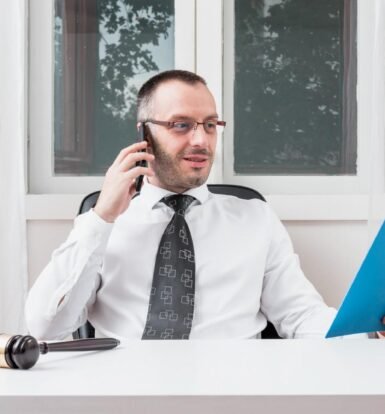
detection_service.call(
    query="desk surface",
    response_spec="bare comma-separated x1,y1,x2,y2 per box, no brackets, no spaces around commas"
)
1,340,385,414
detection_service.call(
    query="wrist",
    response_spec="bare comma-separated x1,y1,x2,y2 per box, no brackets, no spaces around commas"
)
93,206,116,223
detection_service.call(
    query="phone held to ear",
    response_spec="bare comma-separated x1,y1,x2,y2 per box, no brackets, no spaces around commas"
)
135,123,147,193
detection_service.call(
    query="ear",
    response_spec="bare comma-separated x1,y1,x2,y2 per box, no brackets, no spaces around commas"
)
143,124,153,148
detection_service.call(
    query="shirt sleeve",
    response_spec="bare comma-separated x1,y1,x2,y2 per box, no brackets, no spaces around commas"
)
25,210,113,340
260,206,339,339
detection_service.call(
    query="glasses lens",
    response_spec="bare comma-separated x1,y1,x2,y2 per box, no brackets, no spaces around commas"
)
203,120,219,134
168,120,224,135
171,121,194,134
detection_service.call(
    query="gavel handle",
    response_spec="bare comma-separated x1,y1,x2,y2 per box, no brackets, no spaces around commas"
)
39,338,120,354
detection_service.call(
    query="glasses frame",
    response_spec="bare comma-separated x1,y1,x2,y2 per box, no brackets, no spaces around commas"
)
144,119,226,135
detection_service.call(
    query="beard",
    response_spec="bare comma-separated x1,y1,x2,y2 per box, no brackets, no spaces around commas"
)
149,135,214,192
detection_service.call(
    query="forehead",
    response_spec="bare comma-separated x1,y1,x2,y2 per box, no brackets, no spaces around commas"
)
151,80,217,118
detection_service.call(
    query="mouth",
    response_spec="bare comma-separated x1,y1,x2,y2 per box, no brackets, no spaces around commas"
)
182,155,210,168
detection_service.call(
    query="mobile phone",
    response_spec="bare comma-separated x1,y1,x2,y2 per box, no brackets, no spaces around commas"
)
135,123,147,193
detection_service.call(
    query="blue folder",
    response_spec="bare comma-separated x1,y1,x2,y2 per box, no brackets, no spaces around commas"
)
326,220,385,338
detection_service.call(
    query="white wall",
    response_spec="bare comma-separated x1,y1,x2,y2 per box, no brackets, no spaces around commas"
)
285,220,368,307
27,219,369,309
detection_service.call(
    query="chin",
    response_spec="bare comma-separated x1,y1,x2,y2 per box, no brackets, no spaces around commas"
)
185,175,208,189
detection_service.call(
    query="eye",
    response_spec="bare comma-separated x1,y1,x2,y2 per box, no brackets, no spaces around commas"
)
205,120,217,131
172,121,192,133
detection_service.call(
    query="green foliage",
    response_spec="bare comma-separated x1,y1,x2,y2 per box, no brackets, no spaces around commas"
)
95,0,174,172
98,0,173,119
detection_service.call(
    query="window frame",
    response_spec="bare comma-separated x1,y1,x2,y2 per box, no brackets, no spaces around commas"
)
221,0,368,195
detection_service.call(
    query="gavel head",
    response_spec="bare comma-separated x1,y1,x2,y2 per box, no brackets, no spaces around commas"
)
0,334,40,369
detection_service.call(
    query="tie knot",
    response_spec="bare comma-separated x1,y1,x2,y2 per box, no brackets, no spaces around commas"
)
162,194,195,216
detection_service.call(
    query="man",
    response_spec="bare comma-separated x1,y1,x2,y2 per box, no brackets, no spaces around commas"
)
25,70,355,340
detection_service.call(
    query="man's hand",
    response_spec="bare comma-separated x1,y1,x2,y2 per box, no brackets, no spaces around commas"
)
94,141,154,223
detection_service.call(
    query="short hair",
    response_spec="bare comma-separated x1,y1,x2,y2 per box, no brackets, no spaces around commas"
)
137,70,207,121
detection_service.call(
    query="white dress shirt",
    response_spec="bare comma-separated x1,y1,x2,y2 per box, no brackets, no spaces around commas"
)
26,182,337,340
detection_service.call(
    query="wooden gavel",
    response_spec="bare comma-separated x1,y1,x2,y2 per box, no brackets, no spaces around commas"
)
0,333,120,370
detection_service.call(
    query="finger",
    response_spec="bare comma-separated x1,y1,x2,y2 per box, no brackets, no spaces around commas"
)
124,165,155,180
128,180,137,198
119,152,155,172
113,141,149,166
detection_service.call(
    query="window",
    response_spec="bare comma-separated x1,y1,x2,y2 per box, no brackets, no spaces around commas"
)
233,0,357,176
29,0,374,200
54,0,174,176
222,0,366,195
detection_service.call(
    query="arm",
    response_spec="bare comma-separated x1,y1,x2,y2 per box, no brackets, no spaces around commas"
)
25,142,154,340
25,210,113,340
260,206,338,339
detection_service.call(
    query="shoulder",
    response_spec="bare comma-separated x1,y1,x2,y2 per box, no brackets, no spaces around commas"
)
206,191,272,218
206,192,286,232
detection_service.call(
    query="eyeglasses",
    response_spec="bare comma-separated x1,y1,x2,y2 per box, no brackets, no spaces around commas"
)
144,119,226,135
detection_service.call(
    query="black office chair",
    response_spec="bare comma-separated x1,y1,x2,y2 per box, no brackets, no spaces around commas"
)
73,184,281,339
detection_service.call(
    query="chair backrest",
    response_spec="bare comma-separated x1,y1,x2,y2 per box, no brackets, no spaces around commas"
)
208,184,265,201
78,190,101,215
73,184,280,339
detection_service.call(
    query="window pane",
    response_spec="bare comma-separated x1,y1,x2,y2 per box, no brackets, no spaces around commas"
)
234,0,357,175
54,0,174,175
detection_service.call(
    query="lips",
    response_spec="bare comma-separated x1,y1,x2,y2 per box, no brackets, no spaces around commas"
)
184,155,208,162
183,155,209,168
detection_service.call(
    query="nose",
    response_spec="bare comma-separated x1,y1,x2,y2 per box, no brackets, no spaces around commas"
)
189,124,210,147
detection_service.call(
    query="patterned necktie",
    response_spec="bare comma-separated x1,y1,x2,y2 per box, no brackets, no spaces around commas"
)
142,194,196,340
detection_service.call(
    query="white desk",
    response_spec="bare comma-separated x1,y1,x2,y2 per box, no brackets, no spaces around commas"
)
1,339,385,414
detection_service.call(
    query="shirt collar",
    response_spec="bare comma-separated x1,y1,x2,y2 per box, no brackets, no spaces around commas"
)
137,179,210,211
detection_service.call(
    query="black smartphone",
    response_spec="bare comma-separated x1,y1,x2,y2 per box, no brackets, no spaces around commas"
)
135,123,147,193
